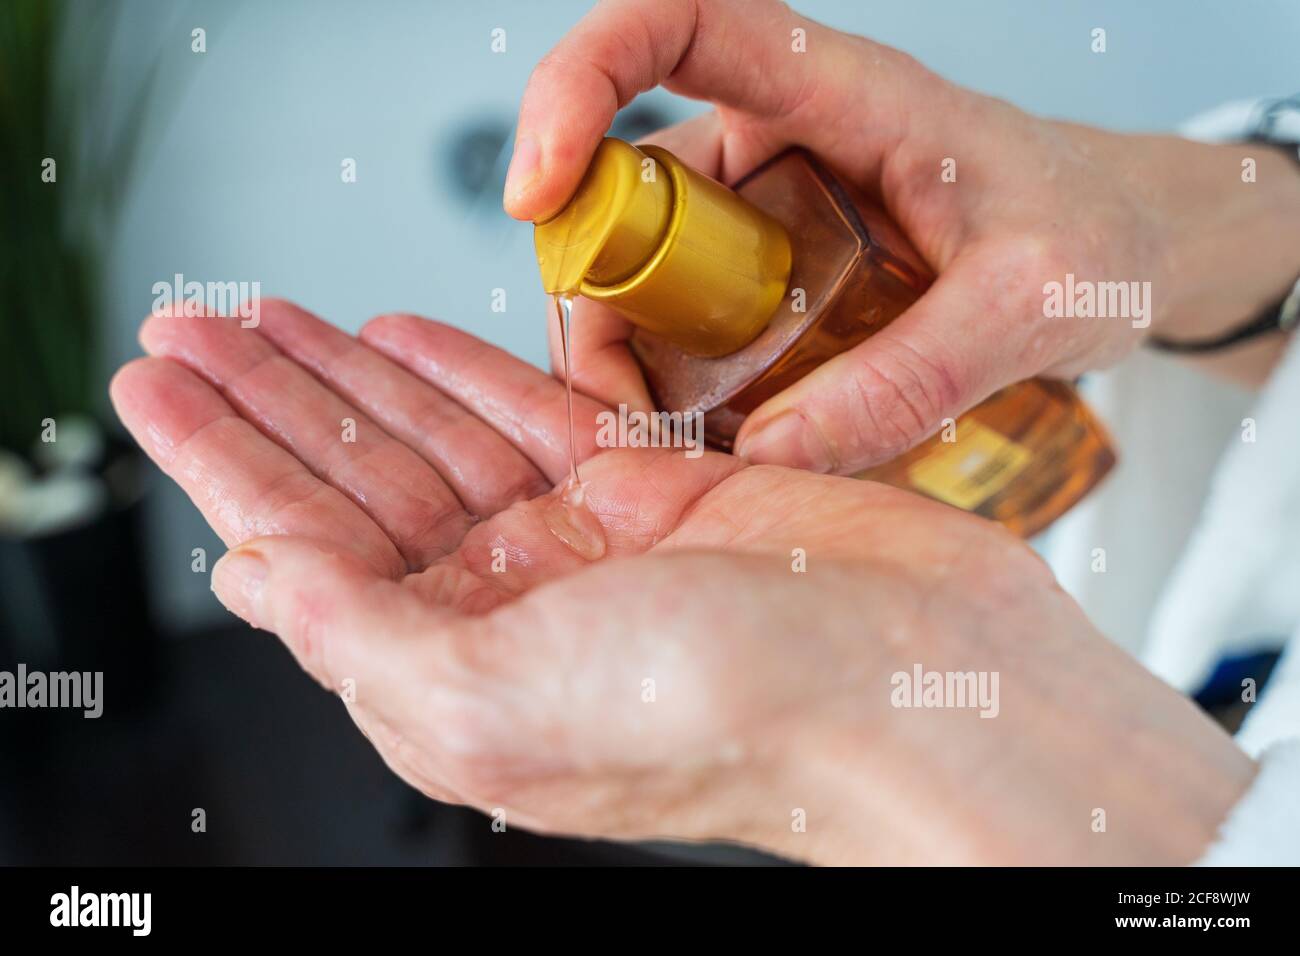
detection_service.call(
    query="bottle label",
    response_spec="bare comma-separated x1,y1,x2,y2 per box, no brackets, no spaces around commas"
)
906,422,1032,511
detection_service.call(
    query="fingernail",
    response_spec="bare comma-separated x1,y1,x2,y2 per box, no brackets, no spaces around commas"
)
212,547,269,628
736,410,835,474
504,134,542,206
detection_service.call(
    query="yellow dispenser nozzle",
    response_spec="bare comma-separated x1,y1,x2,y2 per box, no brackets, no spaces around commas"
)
533,137,792,357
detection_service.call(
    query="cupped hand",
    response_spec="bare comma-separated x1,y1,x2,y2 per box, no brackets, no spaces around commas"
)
110,300,1252,864
508,0,1300,473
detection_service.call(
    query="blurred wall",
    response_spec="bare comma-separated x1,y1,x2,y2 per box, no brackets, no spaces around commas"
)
87,0,1300,630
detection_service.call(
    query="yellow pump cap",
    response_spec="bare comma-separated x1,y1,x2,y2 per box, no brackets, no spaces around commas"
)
534,138,792,357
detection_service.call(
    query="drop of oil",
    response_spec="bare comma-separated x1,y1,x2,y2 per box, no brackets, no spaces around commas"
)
546,292,606,561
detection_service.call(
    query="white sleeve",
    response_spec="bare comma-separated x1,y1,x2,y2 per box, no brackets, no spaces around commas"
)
1177,95,1300,142
1197,738,1300,866
1181,96,1300,866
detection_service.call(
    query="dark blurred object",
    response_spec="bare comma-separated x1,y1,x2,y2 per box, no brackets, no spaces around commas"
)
1195,649,1281,734
0,435,157,710
444,117,513,200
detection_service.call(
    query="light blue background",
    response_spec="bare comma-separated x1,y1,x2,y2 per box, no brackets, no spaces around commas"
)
86,0,1300,627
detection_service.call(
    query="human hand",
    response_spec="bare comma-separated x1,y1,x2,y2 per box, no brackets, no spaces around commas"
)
111,301,1253,863
507,0,1300,473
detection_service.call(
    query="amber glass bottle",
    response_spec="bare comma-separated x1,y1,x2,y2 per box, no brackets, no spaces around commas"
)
535,139,1115,537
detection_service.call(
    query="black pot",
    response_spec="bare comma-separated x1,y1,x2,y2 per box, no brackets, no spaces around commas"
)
0,437,158,715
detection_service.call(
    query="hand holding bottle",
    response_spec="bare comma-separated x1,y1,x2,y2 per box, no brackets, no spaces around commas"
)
506,0,1300,475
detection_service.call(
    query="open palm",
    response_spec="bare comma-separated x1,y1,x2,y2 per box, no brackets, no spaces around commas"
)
109,299,1240,864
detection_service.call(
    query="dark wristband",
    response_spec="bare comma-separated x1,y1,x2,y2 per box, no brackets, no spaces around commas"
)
1147,277,1300,354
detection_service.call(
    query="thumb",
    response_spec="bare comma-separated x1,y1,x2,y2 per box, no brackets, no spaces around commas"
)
734,260,1021,474
211,537,455,721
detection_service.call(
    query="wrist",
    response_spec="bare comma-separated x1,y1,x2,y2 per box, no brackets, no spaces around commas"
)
763,588,1261,866
1147,137,1300,343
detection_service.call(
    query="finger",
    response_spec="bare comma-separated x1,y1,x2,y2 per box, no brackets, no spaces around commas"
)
544,113,724,411
360,313,608,485
505,0,926,220
110,357,404,577
253,300,550,518
734,256,1020,473
140,307,474,569
210,537,461,725
211,535,522,804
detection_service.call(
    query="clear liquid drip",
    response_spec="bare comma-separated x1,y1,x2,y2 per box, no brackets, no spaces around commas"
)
545,293,606,560
556,293,581,489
